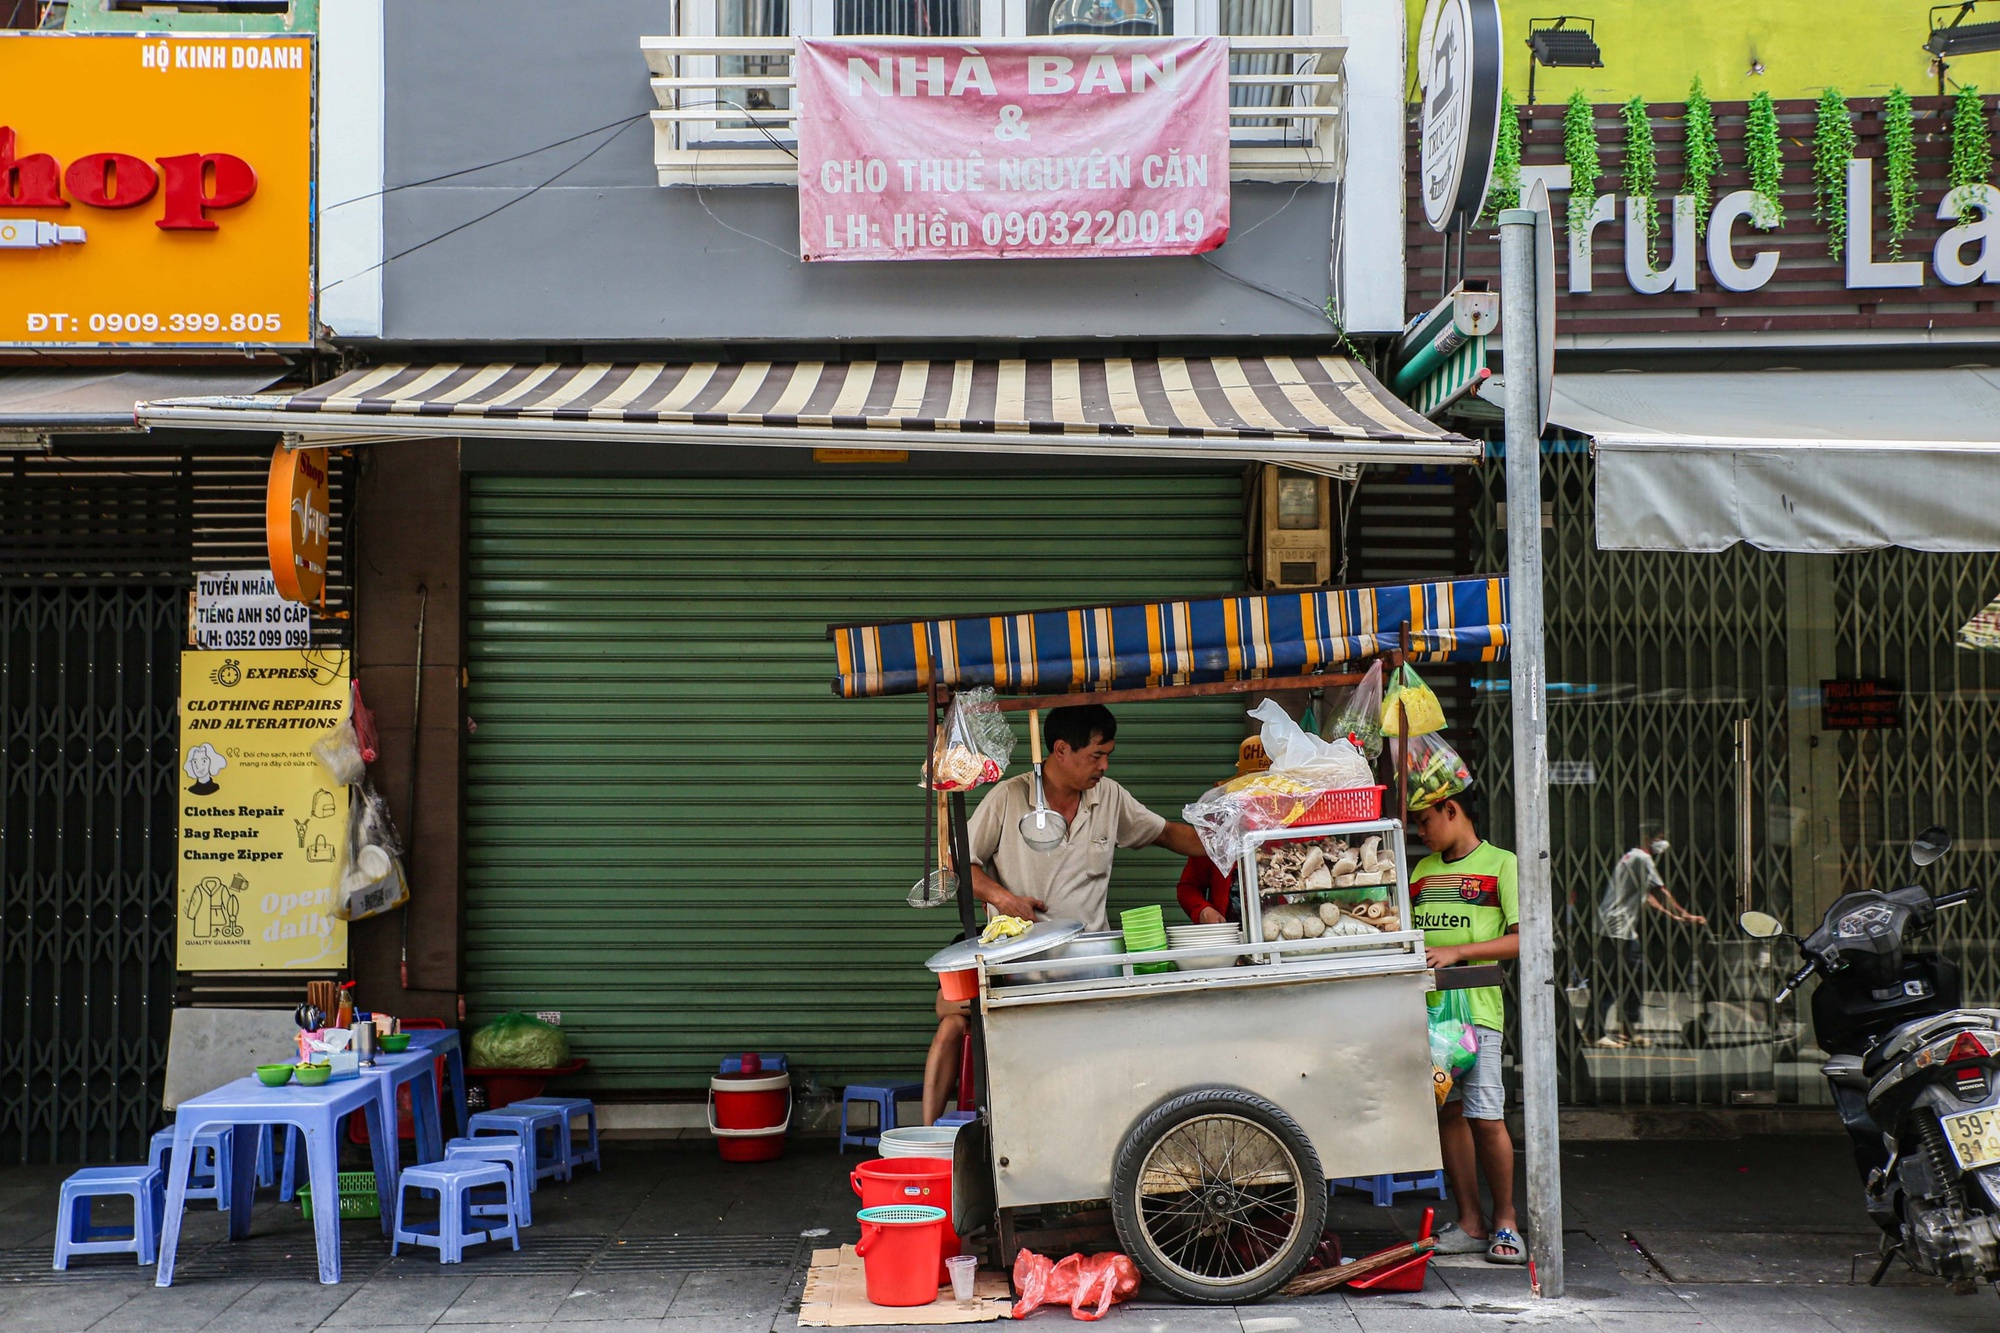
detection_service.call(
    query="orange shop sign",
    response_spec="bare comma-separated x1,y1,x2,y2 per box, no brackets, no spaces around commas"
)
266,444,330,605
0,34,311,347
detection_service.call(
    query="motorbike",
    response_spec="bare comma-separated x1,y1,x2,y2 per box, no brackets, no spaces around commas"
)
1739,825,2000,1292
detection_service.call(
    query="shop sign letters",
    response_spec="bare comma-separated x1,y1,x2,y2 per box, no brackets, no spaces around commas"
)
1570,165,2000,295
796,38,1230,261
193,569,311,651
178,649,349,971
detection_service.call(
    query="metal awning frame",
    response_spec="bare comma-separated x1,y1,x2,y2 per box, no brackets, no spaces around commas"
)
139,399,1482,473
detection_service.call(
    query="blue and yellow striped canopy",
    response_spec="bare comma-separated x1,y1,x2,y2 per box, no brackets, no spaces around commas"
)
830,576,1509,699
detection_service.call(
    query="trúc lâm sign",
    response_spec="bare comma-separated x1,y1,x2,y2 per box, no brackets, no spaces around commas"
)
796,38,1230,262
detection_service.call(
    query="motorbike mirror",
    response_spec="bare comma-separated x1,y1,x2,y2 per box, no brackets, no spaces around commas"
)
1738,910,1786,939
1911,825,1952,867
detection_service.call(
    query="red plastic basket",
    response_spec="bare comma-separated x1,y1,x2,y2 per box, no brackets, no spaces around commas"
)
1243,785,1385,833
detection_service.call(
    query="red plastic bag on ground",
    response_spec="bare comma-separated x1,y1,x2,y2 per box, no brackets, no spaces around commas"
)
1011,1250,1141,1321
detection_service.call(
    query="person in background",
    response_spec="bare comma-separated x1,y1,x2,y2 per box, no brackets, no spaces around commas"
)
1409,787,1525,1266
1592,822,1705,1049
1176,736,1271,924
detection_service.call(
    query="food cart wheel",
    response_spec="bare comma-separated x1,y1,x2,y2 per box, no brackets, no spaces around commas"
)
1109,1086,1325,1304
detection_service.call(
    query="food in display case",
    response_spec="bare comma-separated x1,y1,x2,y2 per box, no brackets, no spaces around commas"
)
1250,832,1405,941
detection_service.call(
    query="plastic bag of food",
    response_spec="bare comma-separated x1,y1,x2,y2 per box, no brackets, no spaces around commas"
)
312,720,366,786
1011,1249,1141,1321
1428,990,1482,1104
469,1010,572,1069
1380,663,1447,737
1392,731,1473,812
1183,702,1374,867
927,686,1016,790
1324,660,1386,758
334,779,410,922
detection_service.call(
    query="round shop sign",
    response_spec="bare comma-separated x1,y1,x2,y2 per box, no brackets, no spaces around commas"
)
266,443,330,604
1417,0,1504,233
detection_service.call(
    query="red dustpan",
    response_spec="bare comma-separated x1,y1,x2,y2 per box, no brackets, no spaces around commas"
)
1345,1207,1435,1294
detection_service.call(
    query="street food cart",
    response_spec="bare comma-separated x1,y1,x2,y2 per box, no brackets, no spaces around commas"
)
829,575,1509,1303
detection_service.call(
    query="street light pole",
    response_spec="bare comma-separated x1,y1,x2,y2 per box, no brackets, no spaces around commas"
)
1499,204,1563,1297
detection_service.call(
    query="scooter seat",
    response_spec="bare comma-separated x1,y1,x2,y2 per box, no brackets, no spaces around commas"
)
1822,1054,1869,1088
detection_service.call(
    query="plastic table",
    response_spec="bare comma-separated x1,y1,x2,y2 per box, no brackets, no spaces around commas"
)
359,1048,446,1164
155,1075,394,1287
407,1028,470,1139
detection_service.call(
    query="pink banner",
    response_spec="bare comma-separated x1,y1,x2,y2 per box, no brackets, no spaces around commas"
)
796,37,1230,263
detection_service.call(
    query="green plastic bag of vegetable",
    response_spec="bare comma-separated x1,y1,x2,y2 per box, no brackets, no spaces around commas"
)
469,1011,571,1069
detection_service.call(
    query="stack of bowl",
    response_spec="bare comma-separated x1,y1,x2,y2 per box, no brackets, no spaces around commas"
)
1120,905,1174,974
1164,922,1245,971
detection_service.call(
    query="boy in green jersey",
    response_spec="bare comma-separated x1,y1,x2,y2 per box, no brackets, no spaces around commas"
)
1410,789,1524,1265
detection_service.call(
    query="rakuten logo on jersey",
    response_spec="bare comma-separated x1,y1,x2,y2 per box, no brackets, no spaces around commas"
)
0,127,256,231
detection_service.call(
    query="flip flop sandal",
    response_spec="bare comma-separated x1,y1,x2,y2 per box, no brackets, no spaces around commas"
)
1486,1227,1527,1265
1431,1222,1488,1255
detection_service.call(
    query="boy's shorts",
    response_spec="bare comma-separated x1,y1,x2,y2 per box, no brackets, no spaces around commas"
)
1445,1024,1506,1120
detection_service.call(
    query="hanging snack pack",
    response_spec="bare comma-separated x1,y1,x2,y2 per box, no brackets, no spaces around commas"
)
1380,664,1447,737
335,779,410,922
1395,732,1474,812
1324,660,1386,758
927,686,1016,790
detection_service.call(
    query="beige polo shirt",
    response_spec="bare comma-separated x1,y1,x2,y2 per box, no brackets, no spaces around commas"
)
967,773,1168,931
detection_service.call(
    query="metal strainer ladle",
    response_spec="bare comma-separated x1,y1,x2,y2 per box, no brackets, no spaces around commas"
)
1019,709,1068,854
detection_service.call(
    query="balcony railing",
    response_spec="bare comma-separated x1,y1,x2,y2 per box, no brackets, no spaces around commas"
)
640,35,1346,187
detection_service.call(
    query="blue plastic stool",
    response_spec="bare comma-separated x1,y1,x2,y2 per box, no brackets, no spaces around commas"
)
1330,1171,1449,1207
838,1083,922,1153
445,1135,533,1227
149,1127,232,1210
507,1096,600,1174
54,1165,165,1269
391,1160,520,1263
468,1106,569,1182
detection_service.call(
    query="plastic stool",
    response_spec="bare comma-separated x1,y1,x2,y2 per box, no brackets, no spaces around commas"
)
54,1165,165,1269
445,1136,533,1227
838,1083,922,1153
468,1106,569,1182
149,1127,232,1210
391,1160,520,1263
1330,1171,1449,1207
507,1096,600,1174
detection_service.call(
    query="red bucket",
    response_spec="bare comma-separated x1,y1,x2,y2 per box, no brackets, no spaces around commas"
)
856,1205,946,1307
707,1070,791,1162
852,1156,957,1283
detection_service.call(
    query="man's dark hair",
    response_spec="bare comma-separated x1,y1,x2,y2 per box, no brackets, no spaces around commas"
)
1045,704,1117,753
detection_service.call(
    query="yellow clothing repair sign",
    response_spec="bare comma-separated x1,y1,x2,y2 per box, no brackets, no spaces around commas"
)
178,650,350,970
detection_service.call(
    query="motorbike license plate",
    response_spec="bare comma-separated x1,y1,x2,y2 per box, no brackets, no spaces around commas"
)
1941,1108,2000,1170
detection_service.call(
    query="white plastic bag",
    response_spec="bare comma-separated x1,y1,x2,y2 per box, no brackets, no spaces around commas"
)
1183,702,1375,868
312,719,365,786
1246,700,1374,788
335,779,409,922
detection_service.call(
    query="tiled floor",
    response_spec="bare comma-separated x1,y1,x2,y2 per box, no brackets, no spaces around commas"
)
1,1135,1994,1331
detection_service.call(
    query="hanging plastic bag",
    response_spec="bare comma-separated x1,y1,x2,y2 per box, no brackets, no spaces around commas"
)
1392,731,1473,812
1323,660,1386,758
1428,989,1481,1104
1183,701,1375,867
1011,1250,1141,1321
350,679,380,764
334,779,410,922
312,720,366,786
1381,663,1447,737
927,686,1016,790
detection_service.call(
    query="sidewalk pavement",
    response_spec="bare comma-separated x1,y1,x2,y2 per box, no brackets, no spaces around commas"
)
0,1134,1994,1332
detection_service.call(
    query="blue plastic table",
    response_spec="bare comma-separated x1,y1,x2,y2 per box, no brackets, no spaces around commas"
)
359,1048,445,1164
155,1075,394,1287
407,1028,470,1139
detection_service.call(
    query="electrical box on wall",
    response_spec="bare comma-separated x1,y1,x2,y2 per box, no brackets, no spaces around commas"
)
1252,465,1331,590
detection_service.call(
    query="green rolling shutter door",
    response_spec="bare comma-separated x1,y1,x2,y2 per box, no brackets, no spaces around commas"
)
466,472,1246,1092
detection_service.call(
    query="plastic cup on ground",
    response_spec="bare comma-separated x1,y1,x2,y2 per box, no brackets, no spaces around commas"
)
946,1254,979,1305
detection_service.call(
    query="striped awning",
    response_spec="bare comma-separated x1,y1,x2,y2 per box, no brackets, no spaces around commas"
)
829,576,1509,699
136,357,1477,469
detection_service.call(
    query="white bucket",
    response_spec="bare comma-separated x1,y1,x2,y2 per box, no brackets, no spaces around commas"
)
879,1125,960,1159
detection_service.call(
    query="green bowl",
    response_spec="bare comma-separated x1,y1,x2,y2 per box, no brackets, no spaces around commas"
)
378,1033,412,1053
255,1063,294,1087
293,1063,332,1087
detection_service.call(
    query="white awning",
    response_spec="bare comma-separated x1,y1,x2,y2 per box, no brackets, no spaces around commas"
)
1552,368,2000,553
0,369,285,432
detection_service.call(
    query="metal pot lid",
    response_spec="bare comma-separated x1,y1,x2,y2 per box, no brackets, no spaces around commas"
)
926,918,1084,972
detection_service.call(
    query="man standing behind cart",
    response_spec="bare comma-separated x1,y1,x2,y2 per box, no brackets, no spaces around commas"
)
920,704,1207,1123
1409,787,1525,1266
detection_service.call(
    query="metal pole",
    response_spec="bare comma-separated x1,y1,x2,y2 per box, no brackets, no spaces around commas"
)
1500,206,1563,1298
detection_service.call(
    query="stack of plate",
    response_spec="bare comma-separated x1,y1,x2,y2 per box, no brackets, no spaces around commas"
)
1120,905,1173,974
1165,922,1245,971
